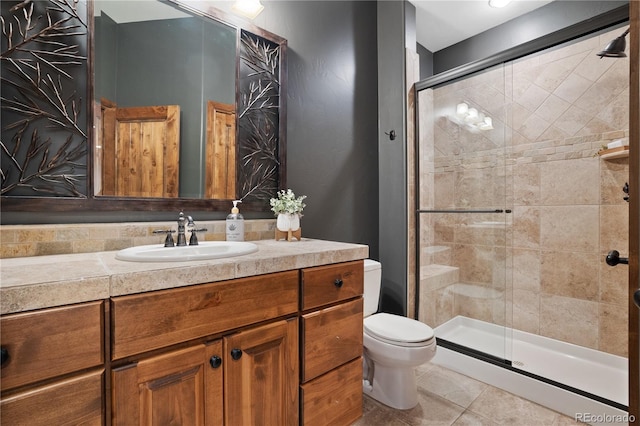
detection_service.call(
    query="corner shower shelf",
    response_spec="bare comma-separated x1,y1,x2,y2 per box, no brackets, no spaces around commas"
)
597,146,629,160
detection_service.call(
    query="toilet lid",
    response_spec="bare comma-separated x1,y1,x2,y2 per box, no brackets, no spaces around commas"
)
364,313,435,346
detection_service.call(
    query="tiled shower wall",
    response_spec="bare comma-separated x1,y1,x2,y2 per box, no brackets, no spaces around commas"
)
418,26,630,357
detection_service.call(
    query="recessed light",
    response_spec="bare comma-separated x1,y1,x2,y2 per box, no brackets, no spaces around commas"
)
232,0,264,19
489,0,512,8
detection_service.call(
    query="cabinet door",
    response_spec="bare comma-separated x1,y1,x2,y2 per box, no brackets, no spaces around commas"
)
224,318,298,426
111,342,223,426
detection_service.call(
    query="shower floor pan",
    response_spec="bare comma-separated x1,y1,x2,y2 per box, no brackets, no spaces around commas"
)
434,316,628,424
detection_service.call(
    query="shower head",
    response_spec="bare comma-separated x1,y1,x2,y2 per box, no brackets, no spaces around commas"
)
596,28,629,58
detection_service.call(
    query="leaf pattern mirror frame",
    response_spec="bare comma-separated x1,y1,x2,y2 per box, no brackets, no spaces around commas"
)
0,0,287,213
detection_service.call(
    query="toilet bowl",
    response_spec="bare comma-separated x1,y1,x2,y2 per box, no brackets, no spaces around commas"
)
362,260,437,409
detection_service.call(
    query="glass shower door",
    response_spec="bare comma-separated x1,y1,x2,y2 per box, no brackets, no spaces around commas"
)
416,62,512,363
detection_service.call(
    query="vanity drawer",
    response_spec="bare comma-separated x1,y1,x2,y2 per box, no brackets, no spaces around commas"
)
301,357,363,426
0,301,104,392
301,298,363,382
111,270,299,360
301,260,363,310
1,369,104,425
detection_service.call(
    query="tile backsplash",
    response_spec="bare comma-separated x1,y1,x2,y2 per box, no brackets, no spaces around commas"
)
0,219,276,259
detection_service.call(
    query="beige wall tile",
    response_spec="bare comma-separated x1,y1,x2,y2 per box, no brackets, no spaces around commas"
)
0,229,17,243
600,204,629,252
512,206,540,249
540,158,599,205
17,229,56,243
539,206,598,252
36,241,73,256
553,73,592,104
512,289,540,334
599,261,628,305
512,248,540,292
600,159,630,205
540,251,599,301
512,163,540,206
539,294,598,349
599,303,628,356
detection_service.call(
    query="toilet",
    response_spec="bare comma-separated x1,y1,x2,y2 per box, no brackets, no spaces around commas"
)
362,259,437,410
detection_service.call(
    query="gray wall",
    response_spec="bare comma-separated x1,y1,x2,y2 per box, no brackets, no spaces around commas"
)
433,1,628,74
376,0,411,315
417,43,433,81
251,1,380,258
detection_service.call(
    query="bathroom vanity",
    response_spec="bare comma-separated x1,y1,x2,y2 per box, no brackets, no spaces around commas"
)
0,239,367,425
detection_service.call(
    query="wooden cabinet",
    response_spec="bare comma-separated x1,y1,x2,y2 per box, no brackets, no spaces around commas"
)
0,301,105,425
110,272,299,426
300,260,364,426
0,258,365,425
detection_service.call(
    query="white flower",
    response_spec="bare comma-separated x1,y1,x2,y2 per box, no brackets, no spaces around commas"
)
270,189,307,215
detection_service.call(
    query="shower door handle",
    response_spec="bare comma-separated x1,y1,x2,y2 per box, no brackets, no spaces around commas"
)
605,250,628,266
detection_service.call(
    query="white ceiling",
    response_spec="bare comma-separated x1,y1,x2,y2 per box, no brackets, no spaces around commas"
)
410,0,554,52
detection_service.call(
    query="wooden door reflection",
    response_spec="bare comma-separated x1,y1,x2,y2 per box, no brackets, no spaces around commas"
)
100,100,180,197
205,100,236,199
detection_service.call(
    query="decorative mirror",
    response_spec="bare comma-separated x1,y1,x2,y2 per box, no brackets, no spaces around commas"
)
0,0,286,213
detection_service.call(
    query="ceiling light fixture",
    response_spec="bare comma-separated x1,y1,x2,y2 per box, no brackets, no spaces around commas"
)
596,28,629,58
489,0,512,8
232,0,264,19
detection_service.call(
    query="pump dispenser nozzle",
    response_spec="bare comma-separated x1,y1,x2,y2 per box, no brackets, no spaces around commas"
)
231,200,241,213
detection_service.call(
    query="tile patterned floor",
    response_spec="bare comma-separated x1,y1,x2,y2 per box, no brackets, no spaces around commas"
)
353,363,585,425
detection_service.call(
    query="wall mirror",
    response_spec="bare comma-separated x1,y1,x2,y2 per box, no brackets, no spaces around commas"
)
0,0,286,213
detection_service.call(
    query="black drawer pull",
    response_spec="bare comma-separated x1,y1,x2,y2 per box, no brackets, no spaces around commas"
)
334,278,344,288
231,348,242,360
1,348,9,366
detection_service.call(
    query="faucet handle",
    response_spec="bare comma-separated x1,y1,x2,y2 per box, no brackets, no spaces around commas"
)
153,229,176,247
189,227,208,246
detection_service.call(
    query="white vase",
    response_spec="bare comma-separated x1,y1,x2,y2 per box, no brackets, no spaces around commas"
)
276,213,300,231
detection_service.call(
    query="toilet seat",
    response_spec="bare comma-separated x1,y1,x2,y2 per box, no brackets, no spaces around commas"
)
364,313,435,348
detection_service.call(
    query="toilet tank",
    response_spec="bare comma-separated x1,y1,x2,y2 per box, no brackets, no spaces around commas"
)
364,259,382,317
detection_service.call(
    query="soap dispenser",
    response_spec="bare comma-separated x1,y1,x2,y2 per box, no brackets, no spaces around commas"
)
226,200,244,241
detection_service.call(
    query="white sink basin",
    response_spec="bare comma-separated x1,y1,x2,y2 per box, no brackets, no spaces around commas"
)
115,241,259,262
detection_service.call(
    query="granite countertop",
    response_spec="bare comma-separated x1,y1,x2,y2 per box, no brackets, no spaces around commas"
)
0,239,368,315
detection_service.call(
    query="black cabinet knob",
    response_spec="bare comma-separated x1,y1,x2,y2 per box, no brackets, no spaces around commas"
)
209,355,222,369
230,348,242,360
0,348,8,366
334,278,343,288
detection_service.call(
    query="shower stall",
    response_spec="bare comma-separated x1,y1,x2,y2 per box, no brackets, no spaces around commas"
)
415,24,630,419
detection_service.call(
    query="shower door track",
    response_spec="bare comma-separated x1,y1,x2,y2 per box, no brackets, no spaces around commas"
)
436,337,628,411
